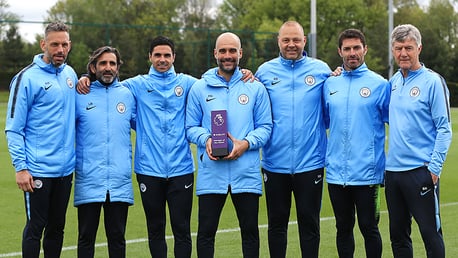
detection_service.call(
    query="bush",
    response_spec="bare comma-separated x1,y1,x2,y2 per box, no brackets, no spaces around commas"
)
449,82,458,107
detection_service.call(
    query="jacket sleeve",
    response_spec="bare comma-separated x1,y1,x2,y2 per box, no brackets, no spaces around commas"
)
5,76,33,172
244,83,272,150
379,80,391,124
428,75,452,176
322,81,330,129
185,81,211,147
130,95,137,131
121,77,137,95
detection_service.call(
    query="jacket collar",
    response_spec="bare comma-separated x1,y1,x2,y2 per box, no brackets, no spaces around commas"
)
33,54,66,74
148,65,177,79
341,62,369,76
202,67,243,87
279,51,307,66
397,63,425,78
91,78,121,88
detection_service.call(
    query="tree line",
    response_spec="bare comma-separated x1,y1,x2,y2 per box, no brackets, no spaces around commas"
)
0,0,457,103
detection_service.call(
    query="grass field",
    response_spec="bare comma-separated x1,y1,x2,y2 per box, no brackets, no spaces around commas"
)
0,90,457,257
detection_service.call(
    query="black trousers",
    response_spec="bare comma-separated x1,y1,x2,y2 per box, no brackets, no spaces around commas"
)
263,168,323,258
77,197,129,258
328,184,382,258
385,167,444,258
22,174,73,258
197,192,260,258
136,173,193,258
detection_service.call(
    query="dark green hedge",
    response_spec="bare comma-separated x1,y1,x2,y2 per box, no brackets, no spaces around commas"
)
449,82,458,107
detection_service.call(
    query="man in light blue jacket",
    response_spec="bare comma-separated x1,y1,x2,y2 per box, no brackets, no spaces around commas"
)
75,46,136,258
77,36,255,258
121,37,197,258
323,29,390,258
386,24,452,258
255,21,331,258
78,37,196,257
5,22,77,258
186,32,272,258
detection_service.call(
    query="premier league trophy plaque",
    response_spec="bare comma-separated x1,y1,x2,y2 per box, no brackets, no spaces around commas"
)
211,110,228,157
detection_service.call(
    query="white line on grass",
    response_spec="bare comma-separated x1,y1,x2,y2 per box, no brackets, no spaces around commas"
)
2,202,457,257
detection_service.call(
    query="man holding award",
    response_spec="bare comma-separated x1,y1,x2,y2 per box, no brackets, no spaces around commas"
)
185,32,273,258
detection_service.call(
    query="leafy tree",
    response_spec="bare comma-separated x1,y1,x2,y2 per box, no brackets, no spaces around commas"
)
215,0,457,80
392,0,458,83
0,1,37,90
43,0,238,77
0,0,17,39
46,0,188,76
174,0,218,76
420,0,458,82
1,0,456,85
2,24,27,72
393,0,425,27
314,0,389,74
216,0,390,75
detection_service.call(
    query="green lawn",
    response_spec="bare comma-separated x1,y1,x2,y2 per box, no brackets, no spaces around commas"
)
0,91,457,257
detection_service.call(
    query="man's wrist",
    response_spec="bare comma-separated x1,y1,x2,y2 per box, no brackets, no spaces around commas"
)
243,138,250,150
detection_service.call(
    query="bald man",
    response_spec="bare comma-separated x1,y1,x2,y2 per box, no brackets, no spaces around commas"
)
185,32,273,258
255,21,332,258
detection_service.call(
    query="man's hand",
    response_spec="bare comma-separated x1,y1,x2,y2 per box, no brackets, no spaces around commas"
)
224,132,249,160
16,169,34,192
76,76,91,94
330,66,343,77
205,137,219,161
240,69,257,82
430,172,439,185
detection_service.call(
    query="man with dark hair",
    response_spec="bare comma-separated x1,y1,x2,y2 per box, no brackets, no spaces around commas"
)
75,46,136,258
323,28,389,258
123,36,197,257
79,35,196,257
77,36,254,258
386,24,452,258
5,21,77,258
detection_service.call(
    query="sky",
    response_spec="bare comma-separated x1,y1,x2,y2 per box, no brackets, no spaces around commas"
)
7,0,57,42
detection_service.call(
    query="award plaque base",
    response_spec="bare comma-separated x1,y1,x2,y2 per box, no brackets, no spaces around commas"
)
212,147,229,157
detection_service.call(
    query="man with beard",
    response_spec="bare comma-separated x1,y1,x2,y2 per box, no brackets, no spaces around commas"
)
185,32,273,258
75,46,136,258
76,36,254,258
323,29,389,258
5,21,77,258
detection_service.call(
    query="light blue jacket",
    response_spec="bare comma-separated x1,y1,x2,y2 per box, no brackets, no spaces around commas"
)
122,66,196,178
186,68,273,195
5,54,77,177
255,53,331,173
323,63,390,185
386,65,452,176
74,79,136,206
